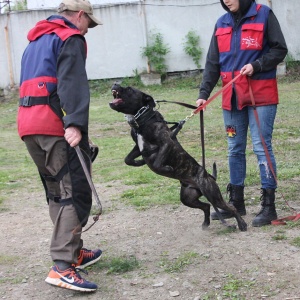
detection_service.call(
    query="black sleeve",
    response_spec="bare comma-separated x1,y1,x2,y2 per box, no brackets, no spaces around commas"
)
57,35,90,134
251,10,288,73
198,25,221,100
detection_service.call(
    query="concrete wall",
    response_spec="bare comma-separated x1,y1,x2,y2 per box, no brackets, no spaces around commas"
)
0,0,299,89
26,0,132,9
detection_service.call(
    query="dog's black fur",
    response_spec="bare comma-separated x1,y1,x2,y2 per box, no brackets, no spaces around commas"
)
109,84,247,231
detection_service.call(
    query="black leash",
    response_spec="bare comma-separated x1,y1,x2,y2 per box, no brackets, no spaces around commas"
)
72,145,102,235
199,110,205,169
156,100,197,110
155,99,205,167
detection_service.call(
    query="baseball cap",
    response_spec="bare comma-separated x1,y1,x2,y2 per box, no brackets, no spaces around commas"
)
58,0,103,28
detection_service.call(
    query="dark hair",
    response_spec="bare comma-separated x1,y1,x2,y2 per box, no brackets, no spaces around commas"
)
220,0,254,15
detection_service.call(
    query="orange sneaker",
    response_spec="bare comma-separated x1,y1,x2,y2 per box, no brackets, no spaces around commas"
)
76,248,102,269
45,265,97,292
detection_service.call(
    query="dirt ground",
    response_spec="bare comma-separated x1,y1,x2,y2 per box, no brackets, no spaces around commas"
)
1,180,300,300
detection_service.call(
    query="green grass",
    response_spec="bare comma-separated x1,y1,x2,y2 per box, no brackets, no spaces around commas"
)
290,237,300,248
0,255,22,284
286,220,300,228
158,251,198,273
0,277,24,284
196,273,256,300
221,274,255,299
215,226,238,235
272,233,287,241
0,74,300,211
93,255,140,274
121,182,180,208
0,255,20,265
0,100,40,201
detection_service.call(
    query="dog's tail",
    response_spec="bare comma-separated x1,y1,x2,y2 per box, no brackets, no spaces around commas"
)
212,162,217,180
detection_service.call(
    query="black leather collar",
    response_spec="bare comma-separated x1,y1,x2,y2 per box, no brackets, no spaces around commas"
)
126,105,158,129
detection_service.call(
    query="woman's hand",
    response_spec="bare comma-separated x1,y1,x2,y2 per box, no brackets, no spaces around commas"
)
196,99,207,107
240,64,254,76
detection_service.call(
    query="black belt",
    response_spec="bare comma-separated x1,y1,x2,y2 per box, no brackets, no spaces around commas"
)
19,96,49,107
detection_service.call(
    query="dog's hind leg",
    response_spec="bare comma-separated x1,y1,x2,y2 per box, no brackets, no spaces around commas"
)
180,182,210,230
198,173,247,231
211,205,236,229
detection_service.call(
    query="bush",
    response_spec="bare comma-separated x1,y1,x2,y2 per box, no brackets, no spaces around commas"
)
183,30,202,69
141,31,170,75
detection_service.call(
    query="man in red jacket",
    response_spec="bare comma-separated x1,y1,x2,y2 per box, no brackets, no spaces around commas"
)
196,0,287,227
18,0,102,292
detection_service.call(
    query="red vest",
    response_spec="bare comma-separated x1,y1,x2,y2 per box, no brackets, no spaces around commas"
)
18,18,82,138
216,3,278,110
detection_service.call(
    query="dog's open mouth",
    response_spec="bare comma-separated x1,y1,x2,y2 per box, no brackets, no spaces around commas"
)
110,89,123,105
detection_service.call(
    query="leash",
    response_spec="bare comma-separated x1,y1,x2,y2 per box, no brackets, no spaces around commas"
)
158,74,300,225
193,74,242,168
156,74,243,167
248,77,278,185
157,74,243,117
73,145,103,234
155,99,206,166
155,99,197,110
199,110,205,169
193,73,243,115
247,77,299,225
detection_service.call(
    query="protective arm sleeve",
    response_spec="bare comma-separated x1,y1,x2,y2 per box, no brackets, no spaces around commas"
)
57,35,90,134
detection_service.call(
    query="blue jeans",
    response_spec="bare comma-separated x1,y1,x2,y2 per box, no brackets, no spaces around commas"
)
223,103,277,189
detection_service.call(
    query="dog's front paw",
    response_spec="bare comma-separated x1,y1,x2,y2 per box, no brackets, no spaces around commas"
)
238,221,248,232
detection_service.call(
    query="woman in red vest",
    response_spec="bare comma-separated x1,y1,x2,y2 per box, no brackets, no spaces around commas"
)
196,0,287,227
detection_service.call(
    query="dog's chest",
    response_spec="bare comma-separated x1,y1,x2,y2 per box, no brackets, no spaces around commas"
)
137,134,145,151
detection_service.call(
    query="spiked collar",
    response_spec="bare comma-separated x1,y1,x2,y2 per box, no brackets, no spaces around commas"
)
125,105,157,129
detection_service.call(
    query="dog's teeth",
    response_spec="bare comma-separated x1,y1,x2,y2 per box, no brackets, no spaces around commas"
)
112,90,119,99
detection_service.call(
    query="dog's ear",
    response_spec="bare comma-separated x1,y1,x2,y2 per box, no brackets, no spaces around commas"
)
143,93,156,108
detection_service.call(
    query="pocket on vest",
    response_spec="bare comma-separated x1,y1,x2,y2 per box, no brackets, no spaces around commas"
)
241,23,264,50
216,27,232,53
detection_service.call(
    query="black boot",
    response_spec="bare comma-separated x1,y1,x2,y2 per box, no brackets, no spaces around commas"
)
211,184,246,220
252,188,277,227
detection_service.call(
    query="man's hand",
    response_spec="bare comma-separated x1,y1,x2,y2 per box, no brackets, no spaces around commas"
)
64,126,82,147
240,64,254,76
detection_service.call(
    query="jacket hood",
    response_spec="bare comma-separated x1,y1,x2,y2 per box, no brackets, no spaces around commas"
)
27,16,80,42
220,0,254,15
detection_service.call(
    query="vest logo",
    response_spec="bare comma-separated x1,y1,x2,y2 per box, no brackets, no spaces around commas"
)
242,36,261,49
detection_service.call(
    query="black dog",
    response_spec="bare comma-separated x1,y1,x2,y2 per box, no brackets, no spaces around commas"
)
109,84,247,231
